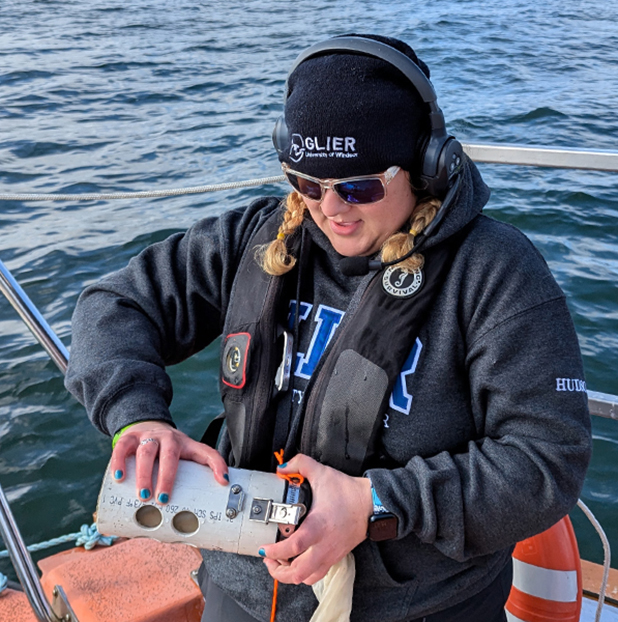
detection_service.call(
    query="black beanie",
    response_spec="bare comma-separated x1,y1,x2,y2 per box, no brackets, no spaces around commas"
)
279,34,432,179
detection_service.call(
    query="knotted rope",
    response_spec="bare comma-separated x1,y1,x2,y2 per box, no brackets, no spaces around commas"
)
0,523,115,594
0,523,115,560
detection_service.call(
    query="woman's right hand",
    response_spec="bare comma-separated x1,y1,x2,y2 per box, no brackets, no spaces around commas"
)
110,420,229,504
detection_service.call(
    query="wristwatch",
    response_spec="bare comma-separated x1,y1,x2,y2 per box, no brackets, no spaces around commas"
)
367,483,398,542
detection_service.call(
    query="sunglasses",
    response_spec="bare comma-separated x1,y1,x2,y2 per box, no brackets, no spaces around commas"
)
281,163,401,205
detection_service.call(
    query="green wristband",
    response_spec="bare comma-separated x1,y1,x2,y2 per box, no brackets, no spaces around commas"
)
112,422,140,449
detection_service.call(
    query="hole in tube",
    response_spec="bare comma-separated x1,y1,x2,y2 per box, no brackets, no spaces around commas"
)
172,511,200,535
135,505,163,530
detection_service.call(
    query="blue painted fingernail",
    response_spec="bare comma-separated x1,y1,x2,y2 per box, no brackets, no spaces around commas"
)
223,473,229,482
114,470,123,480
157,493,169,504
140,488,151,500
278,462,288,469
258,548,266,557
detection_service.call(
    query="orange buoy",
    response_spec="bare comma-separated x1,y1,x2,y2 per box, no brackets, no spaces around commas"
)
506,516,582,622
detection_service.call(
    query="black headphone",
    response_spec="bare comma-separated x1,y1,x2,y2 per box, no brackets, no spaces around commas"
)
272,35,464,199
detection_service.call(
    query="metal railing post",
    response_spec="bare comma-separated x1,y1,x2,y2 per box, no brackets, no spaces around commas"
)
0,259,68,374
0,483,57,621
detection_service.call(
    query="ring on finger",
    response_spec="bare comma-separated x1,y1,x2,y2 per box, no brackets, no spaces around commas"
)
139,438,159,447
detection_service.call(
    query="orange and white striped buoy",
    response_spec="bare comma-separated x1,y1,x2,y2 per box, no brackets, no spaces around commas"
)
506,516,582,622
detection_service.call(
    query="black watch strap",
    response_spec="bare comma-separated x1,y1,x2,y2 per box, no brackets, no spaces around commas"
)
368,512,398,541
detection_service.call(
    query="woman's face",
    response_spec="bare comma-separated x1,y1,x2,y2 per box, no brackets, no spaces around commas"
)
301,168,417,257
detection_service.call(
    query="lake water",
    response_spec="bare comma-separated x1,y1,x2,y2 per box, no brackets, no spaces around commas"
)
1,0,617,582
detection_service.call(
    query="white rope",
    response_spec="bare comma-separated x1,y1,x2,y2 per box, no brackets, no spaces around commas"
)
577,499,612,622
0,175,287,202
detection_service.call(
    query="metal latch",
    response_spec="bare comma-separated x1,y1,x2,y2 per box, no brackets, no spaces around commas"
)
225,484,245,519
249,498,306,525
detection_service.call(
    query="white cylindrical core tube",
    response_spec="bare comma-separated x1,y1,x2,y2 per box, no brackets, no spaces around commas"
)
96,457,288,557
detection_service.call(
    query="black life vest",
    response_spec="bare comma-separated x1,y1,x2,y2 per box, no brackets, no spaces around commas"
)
219,209,471,476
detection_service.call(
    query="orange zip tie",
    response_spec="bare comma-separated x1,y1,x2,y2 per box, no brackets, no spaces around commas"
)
269,450,305,622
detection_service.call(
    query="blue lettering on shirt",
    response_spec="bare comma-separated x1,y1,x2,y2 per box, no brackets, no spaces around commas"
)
389,338,423,415
295,304,345,379
287,300,423,415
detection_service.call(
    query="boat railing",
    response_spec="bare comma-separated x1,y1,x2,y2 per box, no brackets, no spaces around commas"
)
0,260,68,374
463,142,618,172
0,143,617,204
0,487,63,621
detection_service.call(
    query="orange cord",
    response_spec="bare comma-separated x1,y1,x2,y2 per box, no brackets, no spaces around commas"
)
270,578,279,622
269,450,305,622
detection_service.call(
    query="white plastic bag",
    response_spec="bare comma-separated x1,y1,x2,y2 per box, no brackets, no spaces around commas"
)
310,553,356,622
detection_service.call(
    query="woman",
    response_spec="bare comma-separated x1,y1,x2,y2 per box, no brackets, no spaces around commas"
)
66,35,591,622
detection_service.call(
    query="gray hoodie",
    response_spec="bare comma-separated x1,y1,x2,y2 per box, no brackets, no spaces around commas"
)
66,159,591,622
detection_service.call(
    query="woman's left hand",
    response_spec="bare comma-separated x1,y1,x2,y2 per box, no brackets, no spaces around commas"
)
260,454,374,585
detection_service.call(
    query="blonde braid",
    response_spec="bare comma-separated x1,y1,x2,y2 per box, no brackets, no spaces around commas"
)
380,196,441,273
256,192,307,276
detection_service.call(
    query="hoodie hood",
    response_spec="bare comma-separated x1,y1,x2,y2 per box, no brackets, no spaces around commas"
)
422,155,490,250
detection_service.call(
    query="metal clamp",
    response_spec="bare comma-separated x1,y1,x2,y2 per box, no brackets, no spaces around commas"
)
249,498,306,525
225,484,244,519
